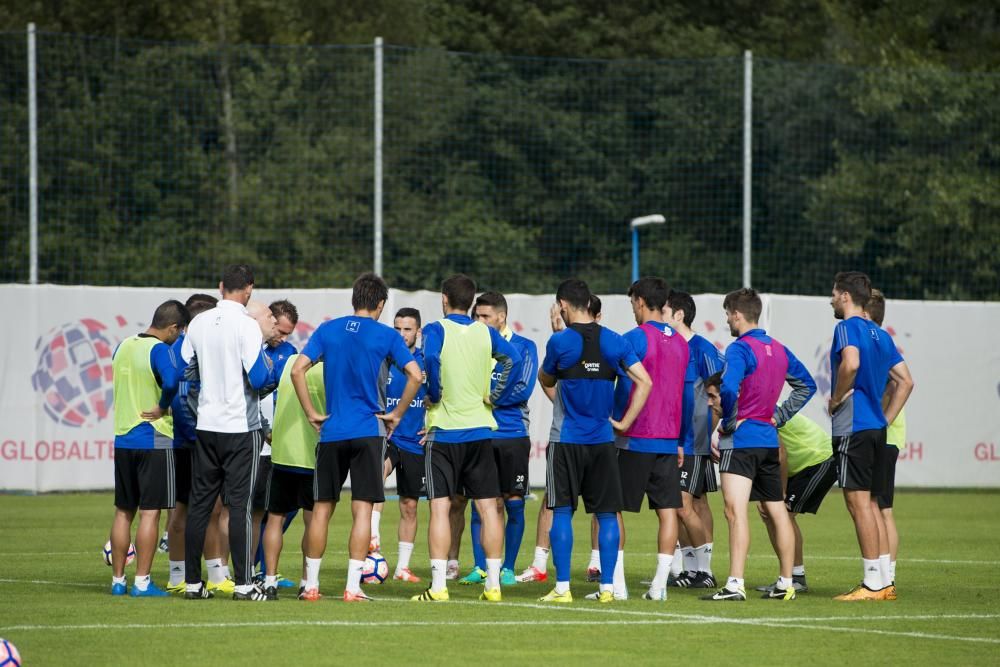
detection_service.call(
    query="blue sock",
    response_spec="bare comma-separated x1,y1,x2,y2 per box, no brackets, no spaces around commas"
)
550,506,574,583
596,512,619,586
503,498,526,570
470,504,486,571
282,509,298,533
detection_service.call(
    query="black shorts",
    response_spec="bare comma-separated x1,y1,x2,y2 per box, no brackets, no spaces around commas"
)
114,448,176,511
252,455,273,512
384,441,401,470
876,445,900,510
425,440,500,500
618,449,682,512
174,446,192,505
314,437,385,503
386,442,426,499
267,465,315,513
834,428,887,494
546,442,623,514
719,447,783,503
492,437,531,496
680,454,718,498
786,457,837,514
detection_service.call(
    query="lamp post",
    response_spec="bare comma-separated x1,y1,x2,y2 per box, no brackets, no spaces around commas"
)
630,214,665,283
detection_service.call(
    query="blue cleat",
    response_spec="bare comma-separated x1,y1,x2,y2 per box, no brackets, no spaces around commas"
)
276,575,297,589
500,568,517,586
130,581,170,597
111,582,127,596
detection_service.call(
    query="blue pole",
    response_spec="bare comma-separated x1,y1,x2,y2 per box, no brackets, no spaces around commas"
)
631,227,639,284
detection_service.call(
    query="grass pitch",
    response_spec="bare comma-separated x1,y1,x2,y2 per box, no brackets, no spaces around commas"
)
1,489,998,665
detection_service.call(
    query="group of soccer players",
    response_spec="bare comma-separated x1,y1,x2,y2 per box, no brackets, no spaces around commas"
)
108,265,912,603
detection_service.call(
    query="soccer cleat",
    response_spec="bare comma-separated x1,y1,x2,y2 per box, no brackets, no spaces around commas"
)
165,582,186,596
298,586,322,601
264,585,278,601
670,572,695,588
586,567,602,582
833,583,884,601
183,582,214,599
233,584,267,601
446,561,460,580
689,572,717,589
111,582,127,596
394,567,422,583
515,566,548,583
411,587,449,602
206,577,235,596
586,589,627,601
157,532,169,553
701,586,747,601
762,585,796,600
276,574,297,589
538,588,573,603
368,537,381,554
757,576,808,594
480,587,502,602
344,589,374,602
131,581,169,598
500,568,517,586
642,587,667,601
458,567,487,585
883,584,897,601
596,590,615,603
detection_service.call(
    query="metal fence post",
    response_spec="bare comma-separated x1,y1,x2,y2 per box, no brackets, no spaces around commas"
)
28,23,38,285
374,37,384,277
742,50,752,289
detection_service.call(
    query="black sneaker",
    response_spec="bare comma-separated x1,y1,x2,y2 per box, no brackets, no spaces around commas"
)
689,572,716,589
793,574,808,592
264,585,278,601
233,583,267,601
700,586,747,601
183,581,214,600
762,585,796,600
670,572,694,588
252,571,266,586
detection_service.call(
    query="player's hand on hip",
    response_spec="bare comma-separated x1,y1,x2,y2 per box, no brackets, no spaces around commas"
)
376,411,402,438
677,447,684,468
140,405,165,421
307,412,329,432
417,428,428,446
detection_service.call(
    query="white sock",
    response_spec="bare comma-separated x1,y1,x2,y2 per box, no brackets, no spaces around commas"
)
726,576,744,591
889,560,896,584
612,550,626,595
265,575,277,589
206,558,226,584
682,546,697,574
695,543,713,575
878,554,891,588
588,549,601,570
397,542,414,573
651,552,673,590
777,576,793,591
485,558,502,590
600,583,614,593
370,511,381,542
555,580,570,594
168,560,185,586
431,559,447,592
305,557,322,589
670,545,684,576
133,574,150,591
446,559,459,572
112,575,126,585
532,546,549,572
792,564,806,576
862,558,882,590
220,564,231,580
346,559,364,593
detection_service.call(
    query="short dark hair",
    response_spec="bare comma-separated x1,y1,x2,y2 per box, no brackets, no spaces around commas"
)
221,264,254,292
184,293,218,319
723,287,762,324
352,272,389,311
628,276,670,312
270,299,299,325
866,288,886,326
475,291,508,314
151,300,191,330
556,279,591,310
833,271,872,308
441,274,477,312
666,290,696,328
395,307,422,327
588,294,602,318
705,371,722,390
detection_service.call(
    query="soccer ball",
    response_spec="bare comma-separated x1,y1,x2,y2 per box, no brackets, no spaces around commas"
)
0,638,21,667
361,553,389,584
103,539,137,567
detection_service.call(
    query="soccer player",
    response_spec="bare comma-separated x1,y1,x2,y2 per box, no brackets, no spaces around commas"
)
261,352,324,600
182,264,275,601
292,272,422,602
165,293,218,594
109,299,189,596
703,288,815,602
455,292,538,587
828,273,913,600
756,412,837,594
412,274,522,603
537,279,650,604
663,290,723,588
246,301,278,570
612,277,690,602
381,307,427,583
865,289,906,593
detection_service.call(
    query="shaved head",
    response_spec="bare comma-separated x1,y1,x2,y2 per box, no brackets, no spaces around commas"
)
247,300,277,342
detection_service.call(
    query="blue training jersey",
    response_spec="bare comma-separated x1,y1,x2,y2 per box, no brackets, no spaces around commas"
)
545,324,639,445
386,348,426,455
683,334,724,456
170,334,198,447
830,316,904,436
492,329,538,439
115,335,180,450
301,315,415,442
